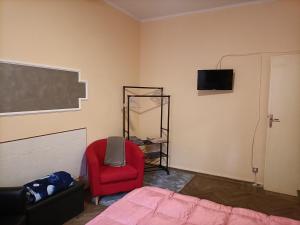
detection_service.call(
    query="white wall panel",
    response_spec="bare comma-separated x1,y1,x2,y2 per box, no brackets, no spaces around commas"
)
0,128,86,186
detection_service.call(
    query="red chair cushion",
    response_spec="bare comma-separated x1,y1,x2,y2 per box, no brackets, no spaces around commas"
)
99,165,138,184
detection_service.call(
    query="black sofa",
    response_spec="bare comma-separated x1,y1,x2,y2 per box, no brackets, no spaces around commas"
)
0,187,26,225
0,182,84,225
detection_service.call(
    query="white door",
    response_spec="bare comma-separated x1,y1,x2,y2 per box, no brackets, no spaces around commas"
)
264,54,300,196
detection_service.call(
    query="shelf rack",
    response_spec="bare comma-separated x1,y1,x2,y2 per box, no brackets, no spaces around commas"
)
123,86,170,174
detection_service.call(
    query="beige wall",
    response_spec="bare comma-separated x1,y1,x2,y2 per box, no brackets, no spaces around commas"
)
0,0,140,143
139,0,300,183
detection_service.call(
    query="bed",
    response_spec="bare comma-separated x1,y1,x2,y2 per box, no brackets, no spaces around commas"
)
86,186,300,225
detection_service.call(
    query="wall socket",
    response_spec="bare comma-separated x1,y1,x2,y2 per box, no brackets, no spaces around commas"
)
252,167,258,173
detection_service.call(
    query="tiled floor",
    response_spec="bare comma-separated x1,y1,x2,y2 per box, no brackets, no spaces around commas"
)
65,171,300,225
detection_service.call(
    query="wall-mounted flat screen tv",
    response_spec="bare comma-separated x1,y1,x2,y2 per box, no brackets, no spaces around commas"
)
197,69,234,90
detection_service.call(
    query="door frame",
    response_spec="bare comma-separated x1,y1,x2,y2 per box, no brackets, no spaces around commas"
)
264,57,274,190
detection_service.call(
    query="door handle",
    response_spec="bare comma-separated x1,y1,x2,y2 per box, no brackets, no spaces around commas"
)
269,114,280,128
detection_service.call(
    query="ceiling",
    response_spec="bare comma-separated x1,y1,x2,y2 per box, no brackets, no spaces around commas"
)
104,0,271,21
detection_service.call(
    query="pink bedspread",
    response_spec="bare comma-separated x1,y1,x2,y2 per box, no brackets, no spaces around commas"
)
86,186,300,225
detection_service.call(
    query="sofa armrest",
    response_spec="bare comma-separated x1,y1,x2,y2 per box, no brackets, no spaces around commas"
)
0,187,26,215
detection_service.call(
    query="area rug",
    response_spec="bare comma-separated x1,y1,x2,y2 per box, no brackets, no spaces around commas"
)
99,168,194,206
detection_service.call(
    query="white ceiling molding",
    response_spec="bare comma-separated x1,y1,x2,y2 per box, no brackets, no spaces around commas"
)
103,0,139,21
103,0,276,22
141,0,276,22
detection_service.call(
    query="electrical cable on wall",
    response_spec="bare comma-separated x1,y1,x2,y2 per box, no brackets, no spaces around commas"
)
216,49,300,184
216,50,300,69
251,55,263,185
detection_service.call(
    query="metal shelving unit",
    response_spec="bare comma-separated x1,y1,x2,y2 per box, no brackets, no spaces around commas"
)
123,86,170,174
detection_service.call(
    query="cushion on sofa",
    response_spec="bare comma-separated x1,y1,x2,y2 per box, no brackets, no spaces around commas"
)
24,171,74,204
99,165,138,184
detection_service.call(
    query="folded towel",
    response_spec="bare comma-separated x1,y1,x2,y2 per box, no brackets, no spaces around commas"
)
104,136,126,167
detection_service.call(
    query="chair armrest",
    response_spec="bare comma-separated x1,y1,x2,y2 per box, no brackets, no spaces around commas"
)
131,144,145,167
127,141,144,177
86,145,103,196
0,187,26,215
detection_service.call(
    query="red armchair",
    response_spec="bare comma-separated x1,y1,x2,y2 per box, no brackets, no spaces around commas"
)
86,139,144,199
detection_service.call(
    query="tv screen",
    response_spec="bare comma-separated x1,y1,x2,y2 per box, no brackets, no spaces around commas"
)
197,69,234,90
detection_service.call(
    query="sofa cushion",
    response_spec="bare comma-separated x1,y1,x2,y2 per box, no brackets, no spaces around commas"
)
24,171,74,204
99,165,138,184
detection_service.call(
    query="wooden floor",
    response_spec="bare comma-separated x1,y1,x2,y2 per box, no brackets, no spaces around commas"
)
64,196,106,225
65,171,300,225
181,172,300,220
